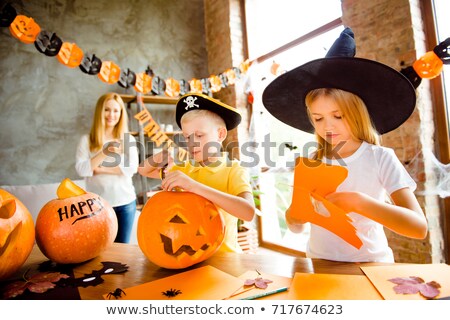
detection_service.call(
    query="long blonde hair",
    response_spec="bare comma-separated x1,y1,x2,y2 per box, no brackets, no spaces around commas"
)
305,88,380,160
89,93,128,152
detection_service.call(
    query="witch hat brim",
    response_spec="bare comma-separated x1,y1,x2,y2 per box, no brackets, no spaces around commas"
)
262,28,416,134
176,93,241,130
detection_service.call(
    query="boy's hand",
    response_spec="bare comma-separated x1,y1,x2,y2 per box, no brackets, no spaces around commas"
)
161,170,200,192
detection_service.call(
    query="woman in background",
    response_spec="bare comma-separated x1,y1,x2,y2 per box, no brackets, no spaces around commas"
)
75,93,139,243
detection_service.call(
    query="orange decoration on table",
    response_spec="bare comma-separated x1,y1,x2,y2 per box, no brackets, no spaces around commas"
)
98,61,120,84
134,72,152,94
35,178,118,264
413,51,444,79
0,190,35,281
289,157,363,249
209,75,222,93
9,15,41,44
165,77,181,97
137,191,225,269
57,42,84,68
188,78,203,94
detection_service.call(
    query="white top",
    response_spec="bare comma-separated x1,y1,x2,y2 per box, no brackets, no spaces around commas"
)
75,134,139,207
306,141,416,262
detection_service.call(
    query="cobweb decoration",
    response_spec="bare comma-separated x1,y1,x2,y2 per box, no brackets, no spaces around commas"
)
406,149,450,198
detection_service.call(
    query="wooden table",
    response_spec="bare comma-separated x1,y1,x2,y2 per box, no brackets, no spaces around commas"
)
3,243,389,300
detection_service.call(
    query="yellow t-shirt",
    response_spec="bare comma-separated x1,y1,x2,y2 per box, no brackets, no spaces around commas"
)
170,155,252,253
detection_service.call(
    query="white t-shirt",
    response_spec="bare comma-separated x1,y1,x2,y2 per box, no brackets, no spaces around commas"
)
306,141,416,262
75,134,139,207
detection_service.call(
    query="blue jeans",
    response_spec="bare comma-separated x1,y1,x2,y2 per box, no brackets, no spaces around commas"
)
113,200,137,243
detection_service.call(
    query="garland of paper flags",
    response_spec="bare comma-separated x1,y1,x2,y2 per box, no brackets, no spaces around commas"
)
0,3,250,97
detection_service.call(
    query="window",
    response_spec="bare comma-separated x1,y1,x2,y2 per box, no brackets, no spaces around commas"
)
243,1,343,253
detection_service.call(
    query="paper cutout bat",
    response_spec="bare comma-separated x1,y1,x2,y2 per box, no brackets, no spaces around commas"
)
290,157,363,249
38,260,129,288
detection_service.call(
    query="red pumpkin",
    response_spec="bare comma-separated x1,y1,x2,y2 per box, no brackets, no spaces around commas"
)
0,189,35,280
35,178,118,264
137,191,225,269
9,15,41,44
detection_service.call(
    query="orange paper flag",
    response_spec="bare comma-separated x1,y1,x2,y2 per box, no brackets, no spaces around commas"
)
290,157,363,249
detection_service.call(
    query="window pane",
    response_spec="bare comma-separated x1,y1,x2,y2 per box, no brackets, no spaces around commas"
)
245,0,342,59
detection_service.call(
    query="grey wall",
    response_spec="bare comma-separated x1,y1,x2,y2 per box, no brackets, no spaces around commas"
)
0,0,208,185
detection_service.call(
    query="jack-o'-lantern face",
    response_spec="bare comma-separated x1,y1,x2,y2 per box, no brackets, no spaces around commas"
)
0,190,35,280
137,191,225,269
118,68,136,88
209,75,223,93
9,15,41,44
189,78,202,94
57,42,84,68
165,77,180,97
413,51,443,79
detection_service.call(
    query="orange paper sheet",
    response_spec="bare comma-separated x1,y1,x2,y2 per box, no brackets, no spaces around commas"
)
361,263,450,300
287,273,383,300
225,270,292,300
103,265,243,300
290,157,363,249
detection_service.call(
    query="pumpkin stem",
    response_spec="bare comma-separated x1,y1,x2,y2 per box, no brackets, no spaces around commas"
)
57,178,86,199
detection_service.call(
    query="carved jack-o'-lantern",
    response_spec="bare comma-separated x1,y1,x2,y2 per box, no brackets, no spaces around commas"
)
137,191,225,269
9,15,41,44
57,42,84,68
98,61,120,84
0,189,35,281
413,51,444,79
35,178,118,264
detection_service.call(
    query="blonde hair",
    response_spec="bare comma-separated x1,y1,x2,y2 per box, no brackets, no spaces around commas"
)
180,109,226,129
89,93,128,152
305,88,380,160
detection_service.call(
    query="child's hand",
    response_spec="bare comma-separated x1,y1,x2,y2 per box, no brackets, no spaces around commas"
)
325,191,364,212
161,170,199,192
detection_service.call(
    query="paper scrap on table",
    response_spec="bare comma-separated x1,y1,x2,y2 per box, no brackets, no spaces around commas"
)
290,157,363,249
361,263,450,300
287,272,383,300
102,265,243,300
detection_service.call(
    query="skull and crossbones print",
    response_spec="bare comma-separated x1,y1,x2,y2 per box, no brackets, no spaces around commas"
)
183,96,199,110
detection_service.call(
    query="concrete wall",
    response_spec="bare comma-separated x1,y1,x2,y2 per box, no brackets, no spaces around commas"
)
0,0,207,186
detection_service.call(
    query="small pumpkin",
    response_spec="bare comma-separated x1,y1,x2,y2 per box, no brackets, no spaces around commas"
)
413,51,443,79
189,78,203,94
134,72,152,94
57,42,84,68
79,53,102,75
165,77,180,97
137,191,225,269
98,61,120,84
209,75,223,93
9,15,41,44
35,178,118,264
34,30,63,57
0,189,35,281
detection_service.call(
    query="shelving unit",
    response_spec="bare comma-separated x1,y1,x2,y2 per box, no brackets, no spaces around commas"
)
120,93,179,206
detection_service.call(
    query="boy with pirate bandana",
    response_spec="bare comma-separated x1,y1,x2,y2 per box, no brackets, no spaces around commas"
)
138,93,255,253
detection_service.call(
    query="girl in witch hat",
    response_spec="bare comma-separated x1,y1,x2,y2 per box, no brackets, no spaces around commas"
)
262,27,427,262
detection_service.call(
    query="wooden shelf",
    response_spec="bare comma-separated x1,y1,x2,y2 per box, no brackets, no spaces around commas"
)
130,131,182,136
120,94,178,105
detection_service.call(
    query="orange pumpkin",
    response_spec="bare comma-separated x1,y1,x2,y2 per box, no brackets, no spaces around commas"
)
134,72,152,94
413,51,444,79
35,178,118,264
137,191,225,269
165,77,180,97
0,190,35,280
57,42,84,68
209,75,222,93
98,61,120,84
9,15,41,44
189,78,203,94
224,68,237,85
